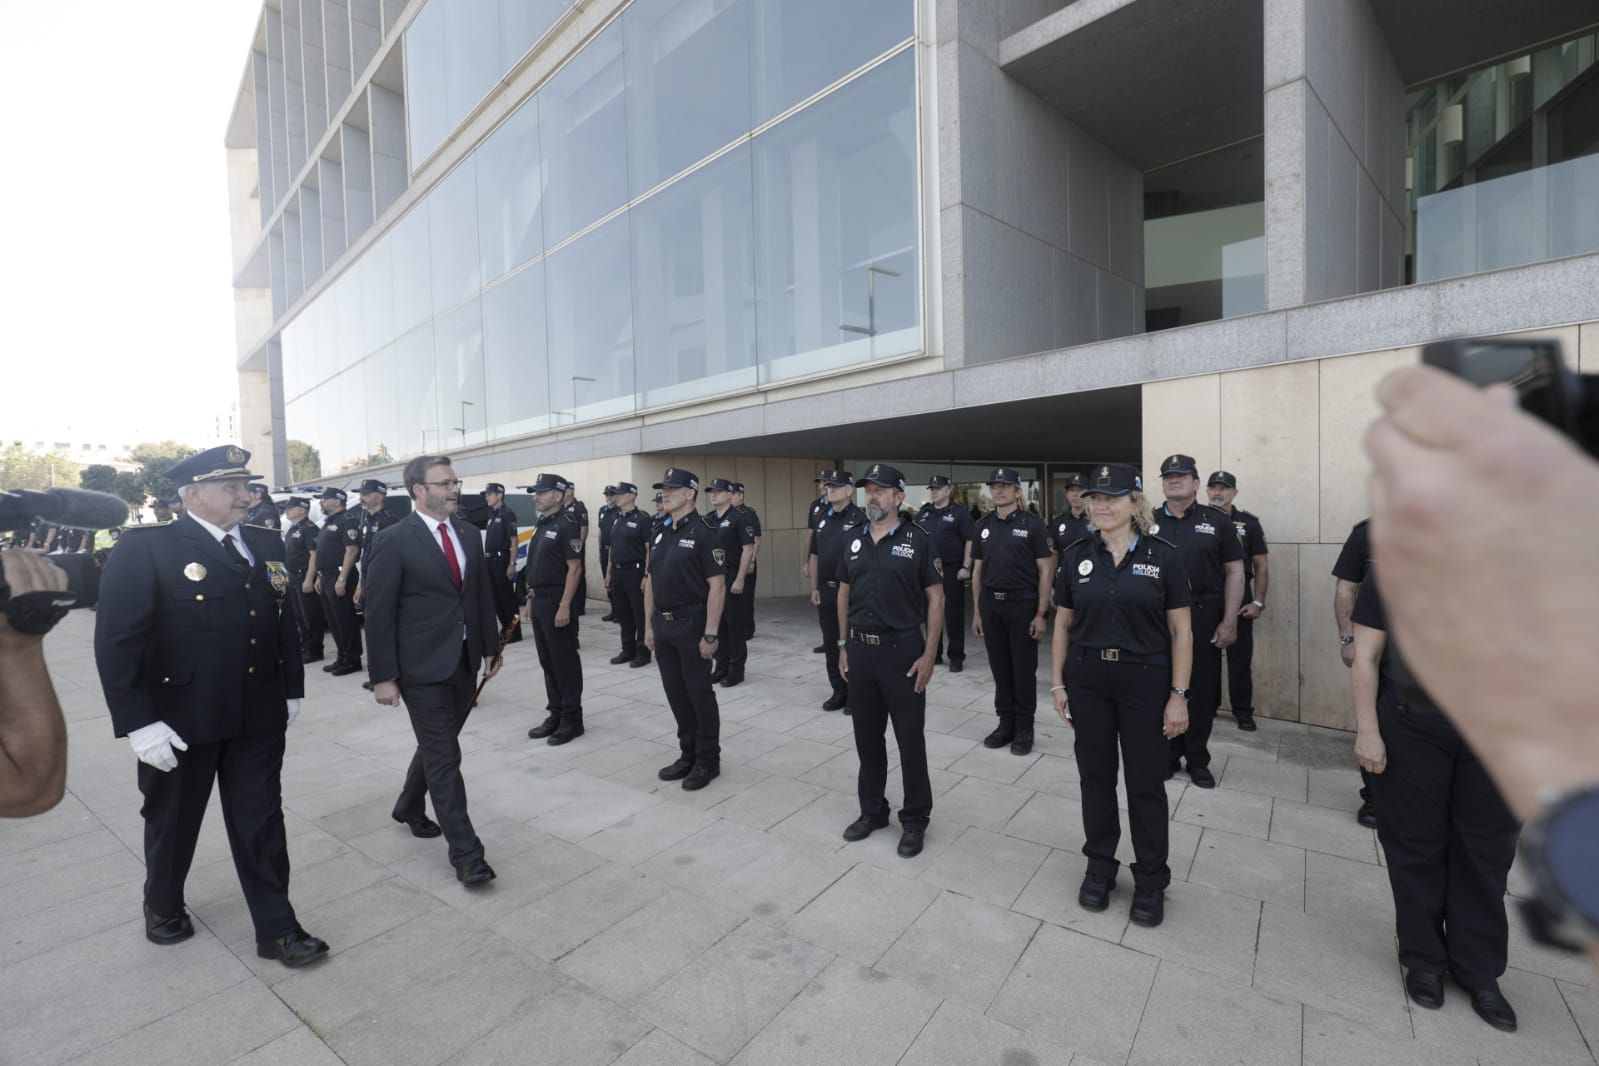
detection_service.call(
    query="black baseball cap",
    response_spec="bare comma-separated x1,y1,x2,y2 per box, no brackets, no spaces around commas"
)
249,482,269,496
320,487,348,502
654,468,700,490
986,467,1022,486
927,474,952,489
484,482,506,495
1063,472,1089,489
707,478,736,493
357,479,388,494
1207,470,1237,489
859,464,907,491
1159,454,1199,477
819,469,854,487
525,473,570,493
731,482,746,494
603,485,617,497
653,492,663,503
1084,464,1142,497
614,482,639,495
285,496,310,510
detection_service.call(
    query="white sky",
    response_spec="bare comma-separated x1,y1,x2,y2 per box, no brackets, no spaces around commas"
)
0,1,264,454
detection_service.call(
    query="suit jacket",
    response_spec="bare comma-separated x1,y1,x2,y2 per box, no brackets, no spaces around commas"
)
363,511,501,687
94,514,304,743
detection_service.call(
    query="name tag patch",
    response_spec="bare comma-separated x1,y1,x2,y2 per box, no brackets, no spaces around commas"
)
1194,523,1216,535
677,539,696,548
1132,563,1162,578
891,543,915,560
1011,528,1030,538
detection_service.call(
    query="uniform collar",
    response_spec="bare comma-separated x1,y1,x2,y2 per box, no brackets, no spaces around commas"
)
188,511,242,546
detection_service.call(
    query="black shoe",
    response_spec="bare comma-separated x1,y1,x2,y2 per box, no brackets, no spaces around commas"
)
547,722,585,746
982,723,1015,749
1010,722,1034,757
1078,873,1114,912
1235,713,1258,732
1187,766,1217,789
813,644,826,654
822,691,848,712
709,666,728,684
629,653,652,668
897,826,925,858
322,661,340,672
527,716,560,740
1130,888,1164,927
842,814,891,842
1356,800,1378,829
1455,977,1517,1032
362,680,374,691
659,756,695,781
609,650,634,665
1404,969,1445,1010
719,670,743,688
143,904,194,945
330,662,361,677
455,858,497,886
601,613,616,622
948,659,963,674
682,764,720,791
256,926,330,968
393,813,442,838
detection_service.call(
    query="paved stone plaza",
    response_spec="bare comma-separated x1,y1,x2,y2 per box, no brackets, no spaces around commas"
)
2,601,1594,1065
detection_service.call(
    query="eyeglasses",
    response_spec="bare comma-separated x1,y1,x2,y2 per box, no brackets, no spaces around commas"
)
423,479,463,489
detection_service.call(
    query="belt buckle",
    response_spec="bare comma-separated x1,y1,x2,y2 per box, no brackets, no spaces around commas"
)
992,591,1006,600
826,581,837,588
855,631,881,646
1100,648,1120,662
661,610,675,620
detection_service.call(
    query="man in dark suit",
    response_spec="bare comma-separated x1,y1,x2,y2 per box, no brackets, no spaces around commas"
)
93,445,328,968
363,455,502,886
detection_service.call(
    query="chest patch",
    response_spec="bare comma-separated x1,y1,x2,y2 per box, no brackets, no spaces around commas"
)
1077,559,1093,576
1194,522,1216,535
1132,563,1162,578
891,543,915,560
677,539,695,549
850,538,862,553
544,530,557,540
980,529,991,540
942,514,954,523
1011,527,1030,538
653,533,663,545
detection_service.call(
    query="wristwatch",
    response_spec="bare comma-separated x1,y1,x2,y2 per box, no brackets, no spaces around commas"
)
1339,634,1355,646
1517,783,1599,952
702,634,718,643
1171,687,1191,698
1250,600,1265,610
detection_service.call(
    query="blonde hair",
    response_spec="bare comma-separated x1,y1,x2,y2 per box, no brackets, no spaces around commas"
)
1128,491,1153,534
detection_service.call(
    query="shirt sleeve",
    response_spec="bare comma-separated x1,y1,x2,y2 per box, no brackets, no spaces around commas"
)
560,520,583,561
1331,524,1369,582
919,536,941,589
1163,549,1193,610
956,508,974,543
699,521,726,578
1052,556,1075,609
1030,518,1052,560
972,522,986,561
738,521,757,547
1351,573,1387,631
1216,513,1244,564
1246,515,1268,557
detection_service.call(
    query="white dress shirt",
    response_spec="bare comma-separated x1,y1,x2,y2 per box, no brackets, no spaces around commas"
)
416,511,469,581
191,513,256,567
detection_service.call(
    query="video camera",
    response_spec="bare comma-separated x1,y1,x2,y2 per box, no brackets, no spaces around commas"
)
0,487,127,626
1423,337,1599,457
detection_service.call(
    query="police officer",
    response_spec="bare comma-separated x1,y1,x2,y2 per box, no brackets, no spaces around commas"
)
971,467,1052,755
916,475,974,671
1049,473,1093,582
522,473,585,745
809,470,865,711
245,484,281,530
26,519,58,551
1206,471,1269,731
93,445,328,967
1333,518,1378,827
644,468,726,791
150,497,176,523
312,487,363,676
598,486,620,622
706,478,755,688
562,483,589,634
166,493,187,520
281,496,325,664
1151,455,1244,788
605,483,651,667
482,482,521,646
732,483,761,639
1050,464,1193,928
1350,574,1520,1031
652,491,666,526
802,475,828,653
837,464,943,858
353,481,398,684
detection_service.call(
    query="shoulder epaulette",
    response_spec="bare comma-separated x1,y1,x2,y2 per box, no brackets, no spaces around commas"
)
120,520,172,532
1062,536,1089,552
1151,534,1178,549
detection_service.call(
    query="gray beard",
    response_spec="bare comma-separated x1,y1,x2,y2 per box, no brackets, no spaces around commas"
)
866,503,890,522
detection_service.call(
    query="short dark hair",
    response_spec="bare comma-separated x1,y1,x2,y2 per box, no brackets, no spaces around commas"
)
403,455,452,500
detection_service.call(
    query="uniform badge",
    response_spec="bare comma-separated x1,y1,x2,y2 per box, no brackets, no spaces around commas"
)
933,558,944,576
264,560,289,597
346,528,359,541
569,539,582,553
654,533,663,545
1149,524,1159,535
225,446,245,464
712,547,726,566
980,529,990,540
1078,559,1093,576
183,562,207,582
818,519,826,530
850,538,862,552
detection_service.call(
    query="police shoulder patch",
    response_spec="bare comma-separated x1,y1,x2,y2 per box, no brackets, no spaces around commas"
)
345,528,359,541
712,547,726,566
569,539,582,553
932,557,944,576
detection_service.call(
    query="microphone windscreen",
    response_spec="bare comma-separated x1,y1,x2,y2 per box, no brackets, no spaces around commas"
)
32,488,132,530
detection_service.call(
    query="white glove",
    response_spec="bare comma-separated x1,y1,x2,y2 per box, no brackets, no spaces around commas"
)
129,721,188,773
286,698,301,727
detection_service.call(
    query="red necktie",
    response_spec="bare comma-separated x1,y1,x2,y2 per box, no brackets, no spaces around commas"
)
438,522,462,588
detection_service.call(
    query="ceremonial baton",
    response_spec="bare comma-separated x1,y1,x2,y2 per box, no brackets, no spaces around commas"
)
469,614,521,710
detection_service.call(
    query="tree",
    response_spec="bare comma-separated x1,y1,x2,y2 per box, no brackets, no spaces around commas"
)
127,441,198,501
80,464,146,508
286,439,321,483
1,444,80,491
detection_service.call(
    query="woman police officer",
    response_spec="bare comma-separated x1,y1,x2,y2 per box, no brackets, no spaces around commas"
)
1050,464,1194,927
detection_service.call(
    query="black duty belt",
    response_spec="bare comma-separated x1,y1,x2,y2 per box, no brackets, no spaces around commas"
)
613,561,643,570
1074,646,1170,666
656,603,705,620
488,550,508,558
530,584,566,598
849,626,921,646
823,580,838,588
985,589,1037,601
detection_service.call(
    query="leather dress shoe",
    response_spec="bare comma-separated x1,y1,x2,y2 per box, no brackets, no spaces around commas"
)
813,644,826,654
822,691,848,712
1010,722,1034,756
629,654,651,668
709,666,728,684
362,680,374,691
948,659,963,674
1130,888,1164,927
982,722,1015,749
719,670,744,688
1356,800,1378,829
330,662,362,677
1454,975,1517,1032
658,755,695,781
1078,873,1114,911
547,722,585,746
1404,969,1445,1009
601,613,616,622
681,764,720,791
256,926,330,968
527,715,560,740
144,903,195,945
897,826,925,858
1235,713,1258,732
1187,765,1217,789
322,661,340,672
842,814,890,842
455,858,497,886
394,813,442,838
609,650,634,665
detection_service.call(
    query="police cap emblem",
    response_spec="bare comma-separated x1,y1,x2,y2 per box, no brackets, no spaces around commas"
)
225,446,245,464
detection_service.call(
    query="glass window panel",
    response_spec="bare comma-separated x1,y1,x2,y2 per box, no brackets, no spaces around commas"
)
539,22,628,245
360,233,395,355
404,0,449,167
393,321,438,459
499,0,573,69
311,287,340,386
632,143,757,408
754,49,920,383
443,0,501,131
433,297,489,450
335,362,369,472
750,0,913,124
482,263,551,438
283,396,321,479
476,100,545,283
429,157,482,315
282,315,312,401
335,268,365,370
390,205,433,335
624,0,752,194
545,214,635,423
363,345,400,468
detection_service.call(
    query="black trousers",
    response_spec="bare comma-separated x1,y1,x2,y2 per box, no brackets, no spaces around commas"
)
937,566,966,661
716,590,749,671
1226,614,1254,716
1067,651,1172,891
530,593,583,720
1170,597,1222,770
654,608,720,763
744,567,758,638
613,563,646,657
848,634,932,827
487,553,522,644
1372,701,1519,984
817,589,844,697
980,594,1039,722
289,568,324,657
394,646,484,866
139,728,296,941
317,568,362,665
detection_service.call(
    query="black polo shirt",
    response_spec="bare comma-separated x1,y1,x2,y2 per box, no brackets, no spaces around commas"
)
1332,520,1370,584
708,507,756,572
527,511,582,588
916,502,975,564
315,510,362,569
597,504,619,547
284,518,317,572
564,499,589,532
736,505,762,570
360,508,399,564
1150,502,1243,598
839,515,941,631
810,503,866,602
1056,533,1191,657
1219,507,1268,584
972,507,1051,593
1351,573,1443,714
608,508,650,566
648,513,725,610
806,495,827,531
484,505,517,558
1048,512,1092,554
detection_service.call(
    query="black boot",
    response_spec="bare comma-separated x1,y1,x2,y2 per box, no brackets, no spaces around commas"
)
629,651,652,668
658,754,695,780
983,719,1015,749
1010,719,1034,756
682,762,720,791
822,690,848,712
527,714,560,740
